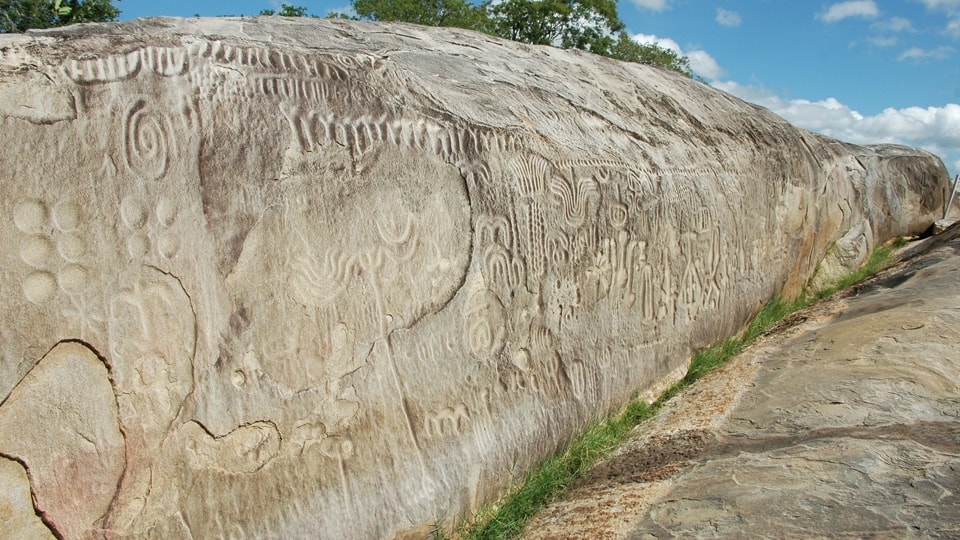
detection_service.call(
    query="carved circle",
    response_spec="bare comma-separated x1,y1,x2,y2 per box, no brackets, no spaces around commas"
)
320,436,355,459
157,233,180,259
52,201,80,232
609,202,629,230
339,438,355,459
59,264,88,295
13,200,47,233
20,235,54,267
156,199,177,227
127,232,151,259
23,271,57,304
57,233,86,262
125,100,172,180
120,197,148,230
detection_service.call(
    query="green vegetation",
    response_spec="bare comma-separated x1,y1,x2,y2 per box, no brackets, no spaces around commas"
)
348,0,694,76
1,1,691,75
488,0,623,56
456,239,904,539
259,4,310,17
1,0,120,32
809,238,906,302
466,399,655,539
609,32,692,77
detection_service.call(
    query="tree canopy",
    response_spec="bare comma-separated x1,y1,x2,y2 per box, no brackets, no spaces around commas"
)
1,0,120,32
609,32,692,77
259,3,310,17
489,0,623,56
348,0,694,77
353,0,490,32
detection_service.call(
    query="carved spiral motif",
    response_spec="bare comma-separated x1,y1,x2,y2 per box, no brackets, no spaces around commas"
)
125,100,172,180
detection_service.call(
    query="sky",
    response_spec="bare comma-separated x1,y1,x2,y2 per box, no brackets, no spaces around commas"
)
117,0,960,178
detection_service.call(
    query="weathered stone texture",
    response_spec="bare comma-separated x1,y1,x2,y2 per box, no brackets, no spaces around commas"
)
525,226,960,539
0,17,949,538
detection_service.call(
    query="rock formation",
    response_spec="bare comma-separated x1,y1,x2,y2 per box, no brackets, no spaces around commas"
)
525,224,960,538
0,17,948,538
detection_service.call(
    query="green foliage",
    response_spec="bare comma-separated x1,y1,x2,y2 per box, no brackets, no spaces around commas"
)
348,0,694,76
489,0,623,56
353,0,491,32
811,242,898,302
1,0,119,32
459,240,905,539
466,400,655,539
259,3,309,17
608,32,692,77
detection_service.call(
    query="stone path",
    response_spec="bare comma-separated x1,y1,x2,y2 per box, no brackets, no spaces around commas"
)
523,226,960,539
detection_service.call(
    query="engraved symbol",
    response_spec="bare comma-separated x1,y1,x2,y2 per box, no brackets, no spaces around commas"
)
13,199,47,234
12,198,92,306
609,202,629,230
124,100,174,180
52,201,80,232
549,173,599,229
19,235,54,267
464,286,507,359
119,196,181,261
57,233,85,262
423,403,471,438
22,271,57,304
319,435,356,515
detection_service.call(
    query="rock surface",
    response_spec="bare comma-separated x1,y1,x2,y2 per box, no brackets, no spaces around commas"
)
0,17,949,538
525,225,960,539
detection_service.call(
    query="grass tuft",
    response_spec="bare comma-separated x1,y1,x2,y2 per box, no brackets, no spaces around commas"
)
811,242,897,301
455,238,903,539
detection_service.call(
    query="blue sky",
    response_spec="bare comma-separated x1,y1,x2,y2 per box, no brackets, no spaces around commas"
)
118,0,960,176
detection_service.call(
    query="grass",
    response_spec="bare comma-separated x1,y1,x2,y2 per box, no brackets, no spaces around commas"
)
809,237,906,302
453,239,904,540
463,399,656,539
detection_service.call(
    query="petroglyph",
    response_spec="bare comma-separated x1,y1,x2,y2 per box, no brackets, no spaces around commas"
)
0,17,947,540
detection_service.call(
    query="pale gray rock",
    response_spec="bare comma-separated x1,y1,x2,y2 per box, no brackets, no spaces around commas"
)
525,226,960,539
0,17,949,538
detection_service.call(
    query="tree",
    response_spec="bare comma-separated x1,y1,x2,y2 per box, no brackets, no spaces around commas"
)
349,0,695,77
1,0,119,32
608,32,693,77
259,3,309,17
489,0,623,56
352,0,491,33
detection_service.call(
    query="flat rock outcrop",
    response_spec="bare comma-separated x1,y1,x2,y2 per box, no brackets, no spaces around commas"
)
0,17,949,538
525,225,960,538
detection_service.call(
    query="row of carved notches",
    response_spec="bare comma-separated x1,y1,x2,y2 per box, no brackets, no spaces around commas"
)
64,46,188,84
62,40,378,85
280,107,522,160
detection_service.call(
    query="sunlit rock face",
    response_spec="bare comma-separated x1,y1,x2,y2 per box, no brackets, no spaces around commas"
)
0,17,948,538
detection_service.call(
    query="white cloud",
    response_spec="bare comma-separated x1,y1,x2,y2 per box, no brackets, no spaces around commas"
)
631,0,668,11
818,1,880,23
918,0,960,9
898,46,955,61
916,0,960,36
632,33,681,54
868,36,898,47
871,16,914,32
716,8,741,27
949,17,960,36
711,81,960,174
326,5,357,17
631,33,723,80
686,50,723,79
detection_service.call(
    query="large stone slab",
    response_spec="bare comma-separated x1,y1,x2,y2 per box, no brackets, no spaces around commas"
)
524,226,960,538
0,17,949,538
